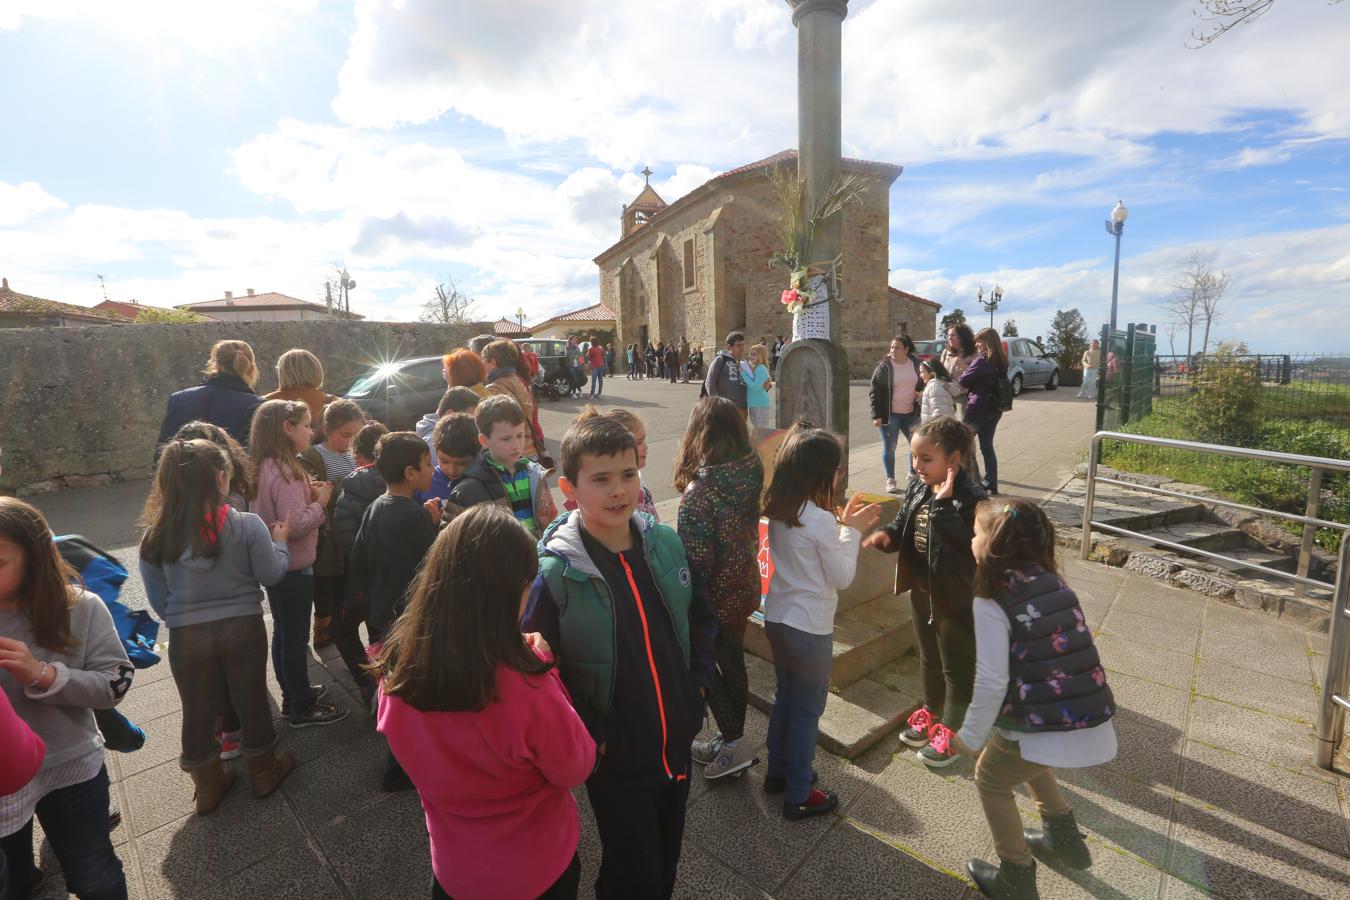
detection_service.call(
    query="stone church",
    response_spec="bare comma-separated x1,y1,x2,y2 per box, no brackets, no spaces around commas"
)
593,150,940,375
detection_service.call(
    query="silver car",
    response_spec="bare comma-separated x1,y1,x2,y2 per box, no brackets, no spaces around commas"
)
1005,338,1060,395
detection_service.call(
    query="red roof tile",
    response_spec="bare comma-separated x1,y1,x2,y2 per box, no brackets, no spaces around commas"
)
888,286,942,310
535,302,616,327
492,318,531,335
0,281,126,324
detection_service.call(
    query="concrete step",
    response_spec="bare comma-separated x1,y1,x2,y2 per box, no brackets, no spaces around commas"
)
745,591,915,690
1138,520,1252,553
745,653,922,759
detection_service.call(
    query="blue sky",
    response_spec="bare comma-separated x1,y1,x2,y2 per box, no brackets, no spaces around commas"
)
2,0,1348,353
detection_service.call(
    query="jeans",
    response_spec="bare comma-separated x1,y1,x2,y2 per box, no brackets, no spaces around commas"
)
168,615,278,768
878,412,920,480
706,618,750,742
963,409,1002,494
586,775,689,900
589,366,606,396
910,586,976,732
1,767,126,900
266,570,317,716
764,621,832,804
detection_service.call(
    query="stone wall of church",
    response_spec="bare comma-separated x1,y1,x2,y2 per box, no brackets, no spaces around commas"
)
888,294,940,342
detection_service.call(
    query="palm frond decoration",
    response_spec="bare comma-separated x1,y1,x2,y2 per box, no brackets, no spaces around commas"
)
766,166,868,273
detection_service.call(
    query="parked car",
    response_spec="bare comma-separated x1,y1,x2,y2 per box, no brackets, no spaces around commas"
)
515,338,574,397
1004,337,1059,395
913,338,946,363
339,355,446,431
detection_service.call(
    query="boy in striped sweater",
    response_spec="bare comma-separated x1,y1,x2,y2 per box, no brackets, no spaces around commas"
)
444,396,557,537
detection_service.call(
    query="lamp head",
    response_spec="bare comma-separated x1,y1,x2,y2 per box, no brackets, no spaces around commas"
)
1111,201,1128,225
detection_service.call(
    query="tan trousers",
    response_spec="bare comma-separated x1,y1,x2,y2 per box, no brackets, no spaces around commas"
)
975,733,1072,863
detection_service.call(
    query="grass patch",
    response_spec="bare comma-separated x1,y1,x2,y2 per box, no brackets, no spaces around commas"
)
1100,394,1348,553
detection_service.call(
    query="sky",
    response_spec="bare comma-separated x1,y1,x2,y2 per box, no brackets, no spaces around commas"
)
1,0,1348,353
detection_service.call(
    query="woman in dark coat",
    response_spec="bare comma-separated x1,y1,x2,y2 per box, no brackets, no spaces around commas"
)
154,340,262,458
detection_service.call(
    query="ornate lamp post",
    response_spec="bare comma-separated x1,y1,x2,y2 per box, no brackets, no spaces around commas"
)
978,284,1003,329
1105,200,1128,331
516,306,526,330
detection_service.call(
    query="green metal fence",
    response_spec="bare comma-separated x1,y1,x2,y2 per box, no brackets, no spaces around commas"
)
1096,323,1156,431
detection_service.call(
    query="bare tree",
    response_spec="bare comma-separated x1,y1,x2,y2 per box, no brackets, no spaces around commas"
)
1163,319,1180,358
1165,251,1230,358
1189,1,1343,47
420,276,476,325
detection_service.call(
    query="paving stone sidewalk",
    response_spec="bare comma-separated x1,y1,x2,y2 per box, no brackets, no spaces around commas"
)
18,553,1346,899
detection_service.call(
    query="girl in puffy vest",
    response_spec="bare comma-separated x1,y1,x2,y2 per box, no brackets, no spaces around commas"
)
951,498,1117,900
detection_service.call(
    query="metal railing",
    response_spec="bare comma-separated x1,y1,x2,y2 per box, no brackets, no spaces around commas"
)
1080,431,1350,771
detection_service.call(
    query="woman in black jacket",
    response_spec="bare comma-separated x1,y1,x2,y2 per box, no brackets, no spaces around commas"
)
154,341,262,459
868,335,922,494
958,328,1008,495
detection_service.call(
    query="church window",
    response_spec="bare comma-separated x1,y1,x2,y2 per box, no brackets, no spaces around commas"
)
683,238,695,289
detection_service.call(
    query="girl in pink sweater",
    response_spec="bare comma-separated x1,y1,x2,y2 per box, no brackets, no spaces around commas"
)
250,400,348,728
375,505,596,900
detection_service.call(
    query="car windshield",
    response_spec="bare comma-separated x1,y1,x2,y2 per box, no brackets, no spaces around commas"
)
345,363,402,397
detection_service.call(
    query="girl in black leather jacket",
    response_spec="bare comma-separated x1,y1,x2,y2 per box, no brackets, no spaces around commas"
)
863,415,985,767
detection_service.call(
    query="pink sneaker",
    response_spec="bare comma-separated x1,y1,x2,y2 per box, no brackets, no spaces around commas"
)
919,724,959,768
219,731,241,761
899,707,936,748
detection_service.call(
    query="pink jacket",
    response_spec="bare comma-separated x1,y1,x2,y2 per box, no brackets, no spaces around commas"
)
254,458,325,571
377,657,596,900
0,689,45,795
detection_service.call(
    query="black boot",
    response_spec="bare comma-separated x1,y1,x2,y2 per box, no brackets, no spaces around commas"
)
967,857,1039,899
1026,810,1092,870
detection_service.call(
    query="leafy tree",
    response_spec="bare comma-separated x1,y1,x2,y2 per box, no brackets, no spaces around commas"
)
134,307,208,324
939,308,967,333
1001,318,1019,336
1187,340,1261,441
420,276,476,325
1045,308,1089,372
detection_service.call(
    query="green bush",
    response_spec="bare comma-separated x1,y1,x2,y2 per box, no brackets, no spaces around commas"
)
1186,342,1262,442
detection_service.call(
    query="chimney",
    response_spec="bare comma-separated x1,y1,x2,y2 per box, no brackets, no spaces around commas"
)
1,277,8,291
246,288,255,297
224,291,233,300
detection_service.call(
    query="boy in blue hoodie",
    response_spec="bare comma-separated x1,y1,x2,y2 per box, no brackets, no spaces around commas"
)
415,413,477,505
523,415,716,900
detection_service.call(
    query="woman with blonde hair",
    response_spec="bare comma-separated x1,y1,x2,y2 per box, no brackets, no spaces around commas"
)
742,343,775,429
265,348,338,432
155,340,262,455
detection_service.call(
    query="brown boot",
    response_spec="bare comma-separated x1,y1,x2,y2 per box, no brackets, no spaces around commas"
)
186,757,236,815
246,750,296,798
313,615,332,649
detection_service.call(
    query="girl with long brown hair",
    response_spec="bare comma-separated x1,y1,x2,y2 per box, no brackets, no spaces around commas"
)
761,427,879,820
674,397,763,780
139,439,297,814
0,497,133,899
250,400,348,728
958,327,1009,495
374,505,594,900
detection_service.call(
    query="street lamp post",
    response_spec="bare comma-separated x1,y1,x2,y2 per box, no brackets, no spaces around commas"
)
978,284,1004,329
516,307,526,330
1105,200,1128,331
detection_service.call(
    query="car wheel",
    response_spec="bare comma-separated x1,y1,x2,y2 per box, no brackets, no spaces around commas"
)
1011,373,1024,397
551,374,573,396
1045,369,1059,391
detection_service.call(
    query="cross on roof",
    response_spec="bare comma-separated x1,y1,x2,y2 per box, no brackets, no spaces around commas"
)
641,166,653,184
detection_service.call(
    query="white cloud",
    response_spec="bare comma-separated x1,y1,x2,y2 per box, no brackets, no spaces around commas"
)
0,181,67,226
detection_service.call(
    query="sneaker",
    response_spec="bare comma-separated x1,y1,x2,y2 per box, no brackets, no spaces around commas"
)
899,707,937,748
704,739,757,780
280,684,329,719
884,477,899,494
219,730,242,761
764,769,817,796
918,724,959,768
691,733,723,766
288,701,350,729
782,787,839,821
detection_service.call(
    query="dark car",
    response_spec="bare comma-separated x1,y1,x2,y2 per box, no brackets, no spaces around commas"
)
339,355,446,431
515,338,575,396
913,338,946,363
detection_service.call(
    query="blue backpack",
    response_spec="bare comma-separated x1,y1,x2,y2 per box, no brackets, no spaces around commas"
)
55,535,160,669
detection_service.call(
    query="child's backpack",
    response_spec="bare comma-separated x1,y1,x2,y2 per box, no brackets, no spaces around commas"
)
55,535,161,669
995,367,1015,413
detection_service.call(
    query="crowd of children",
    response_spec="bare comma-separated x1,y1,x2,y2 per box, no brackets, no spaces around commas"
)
0,337,1119,900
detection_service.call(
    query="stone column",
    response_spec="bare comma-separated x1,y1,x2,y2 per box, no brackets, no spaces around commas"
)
775,0,851,460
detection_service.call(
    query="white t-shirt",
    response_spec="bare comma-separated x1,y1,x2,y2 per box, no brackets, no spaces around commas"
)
764,502,862,636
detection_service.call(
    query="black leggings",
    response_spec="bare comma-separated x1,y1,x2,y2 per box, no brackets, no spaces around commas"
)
706,619,750,742
910,586,976,732
331,594,375,693
432,853,580,899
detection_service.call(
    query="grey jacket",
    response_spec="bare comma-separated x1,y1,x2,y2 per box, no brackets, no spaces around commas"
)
139,508,291,629
703,350,747,409
0,590,133,770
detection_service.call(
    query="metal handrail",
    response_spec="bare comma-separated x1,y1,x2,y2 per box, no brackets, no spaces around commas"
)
1079,431,1350,771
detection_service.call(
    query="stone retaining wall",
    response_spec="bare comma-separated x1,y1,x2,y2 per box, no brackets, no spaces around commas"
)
0,320,474,494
